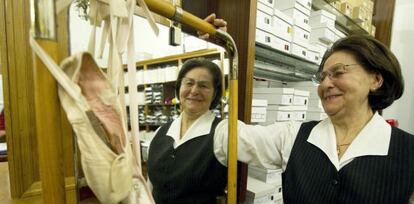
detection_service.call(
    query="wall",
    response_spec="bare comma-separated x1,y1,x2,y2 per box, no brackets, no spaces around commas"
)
69,5,220,67
383,0,414,134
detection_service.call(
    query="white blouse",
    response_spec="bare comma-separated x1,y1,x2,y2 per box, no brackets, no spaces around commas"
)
214,112,392,171
149,110,218,151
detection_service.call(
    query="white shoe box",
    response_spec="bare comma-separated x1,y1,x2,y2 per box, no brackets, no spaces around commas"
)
310,10,336,28
266,105,308,122
251,99,268,123
254,93,293,106
310,22,336,44
253,88,295,105
258,0,275,11
297,0,312,10
294,89,310,96
339,1,353,17
310,42,328,62
271,35,291,54
245,177,283,204
292,111,307,121
248,165,282,184
293,89,310,106
352,6,368,23
253,87,295,95
272,9,293,41
266,109,292,122
308,98,323,109
292,24,310,46
333,27,347,41
284,7,311,29
306,111,327,121
275,0,311,15
256,28,274,47
291,42,308,60
252,107,267,123
293,95,309,106
257,10,273,33
307,43,321,64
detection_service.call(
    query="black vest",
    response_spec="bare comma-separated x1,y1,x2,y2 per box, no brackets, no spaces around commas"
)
147,117,227,204
283,121,414,204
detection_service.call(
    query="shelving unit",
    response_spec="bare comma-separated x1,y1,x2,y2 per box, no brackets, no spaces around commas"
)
312,0,369,34
255,42,319,82
253,0,378,82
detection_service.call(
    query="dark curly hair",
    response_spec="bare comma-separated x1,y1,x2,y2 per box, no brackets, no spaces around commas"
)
319,34,404,111
175,58,223,109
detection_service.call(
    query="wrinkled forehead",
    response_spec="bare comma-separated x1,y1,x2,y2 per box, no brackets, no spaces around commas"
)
322,51,358,71
184,67,214,81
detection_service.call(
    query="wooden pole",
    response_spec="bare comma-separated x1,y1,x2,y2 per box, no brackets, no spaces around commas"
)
30,0,66,203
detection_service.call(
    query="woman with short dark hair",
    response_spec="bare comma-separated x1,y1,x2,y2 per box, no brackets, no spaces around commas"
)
147,58,227,204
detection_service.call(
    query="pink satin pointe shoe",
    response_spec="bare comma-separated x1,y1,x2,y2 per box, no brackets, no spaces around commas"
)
59,52,153,203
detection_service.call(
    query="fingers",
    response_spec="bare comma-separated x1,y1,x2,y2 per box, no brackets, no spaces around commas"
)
204,13,217,24
199,33,210,40
204,13,227,31
213,18,227,32
198,13,227,40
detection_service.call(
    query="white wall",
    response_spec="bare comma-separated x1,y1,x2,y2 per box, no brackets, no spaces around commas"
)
69,4,220,67
383,0,414,134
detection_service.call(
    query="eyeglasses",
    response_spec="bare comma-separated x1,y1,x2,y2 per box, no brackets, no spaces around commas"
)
181,77,214,91
311,63,359,85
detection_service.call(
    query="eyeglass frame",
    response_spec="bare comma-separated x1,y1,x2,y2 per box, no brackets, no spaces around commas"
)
311,63,359,85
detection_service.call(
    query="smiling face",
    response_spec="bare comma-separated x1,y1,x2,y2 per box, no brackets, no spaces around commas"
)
179,67,215,117
318,51,383,119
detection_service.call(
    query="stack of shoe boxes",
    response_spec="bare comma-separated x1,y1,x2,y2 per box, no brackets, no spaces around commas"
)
292,89,309,121
251,99,268,123
330,0,376,36
256,0,277,48
253,87,310,124
256,0,294,54
287,81,327,121
253,88,294,124
275,0,312,60
246,165,283,204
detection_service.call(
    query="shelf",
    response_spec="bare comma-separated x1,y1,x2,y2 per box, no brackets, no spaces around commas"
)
312,0,369,35
254,43,318,82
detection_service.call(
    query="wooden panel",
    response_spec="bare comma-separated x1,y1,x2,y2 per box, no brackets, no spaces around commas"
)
0,0,75,201
33,39,67,202
58,4,76,181
1,162,76,204
372,0,396,47
2,0,39,197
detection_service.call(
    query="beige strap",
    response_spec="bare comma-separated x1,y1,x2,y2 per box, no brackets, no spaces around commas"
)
29,35,89,109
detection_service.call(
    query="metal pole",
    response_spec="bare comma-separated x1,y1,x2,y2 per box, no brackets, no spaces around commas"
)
30,0,66,203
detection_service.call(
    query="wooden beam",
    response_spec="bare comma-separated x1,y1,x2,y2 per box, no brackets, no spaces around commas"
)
372,0,396,46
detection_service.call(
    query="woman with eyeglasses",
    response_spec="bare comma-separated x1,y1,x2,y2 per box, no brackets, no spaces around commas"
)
146,58,227,204
214,34,414,203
